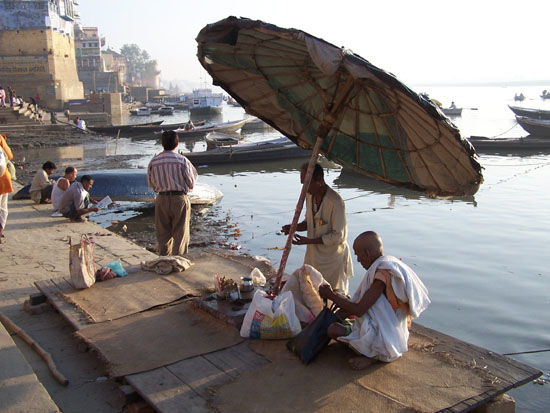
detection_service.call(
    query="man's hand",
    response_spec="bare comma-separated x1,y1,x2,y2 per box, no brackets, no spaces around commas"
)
89,207,99,213
318,283,334,300
90,199,98,205
281,224,291,235
292,234,310,245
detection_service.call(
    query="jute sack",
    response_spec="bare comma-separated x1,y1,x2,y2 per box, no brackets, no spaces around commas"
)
69,235,96,289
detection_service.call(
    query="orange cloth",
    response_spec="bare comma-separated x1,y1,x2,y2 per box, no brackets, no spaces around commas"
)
374,269,411,327
0,135,13,194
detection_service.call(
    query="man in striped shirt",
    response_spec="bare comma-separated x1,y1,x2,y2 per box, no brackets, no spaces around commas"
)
147,130,198,256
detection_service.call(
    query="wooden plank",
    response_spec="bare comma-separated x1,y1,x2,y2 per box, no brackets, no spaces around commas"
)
126,366,207,413
202,341,270,378
34,278,90,330
166,356,231,399
412,323,542,387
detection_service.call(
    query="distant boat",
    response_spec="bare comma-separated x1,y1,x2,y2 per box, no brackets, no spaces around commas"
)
205,132,241,150
136,107,151,116
189,88,223,114
514,93,525,102
516,116,550,137
441,107,462,116
183,136,312,166
87,120,164,134
171,118,252,138
508,105,550,120
158,106,174,116
541,90,550,100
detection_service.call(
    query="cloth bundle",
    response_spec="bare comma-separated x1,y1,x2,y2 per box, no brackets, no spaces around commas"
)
281,264,328,323
140,256,193,275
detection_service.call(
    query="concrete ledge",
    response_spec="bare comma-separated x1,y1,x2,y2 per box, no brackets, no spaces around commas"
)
0,322,59,413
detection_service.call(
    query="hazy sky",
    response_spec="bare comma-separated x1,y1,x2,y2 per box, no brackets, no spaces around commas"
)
78,0,549,90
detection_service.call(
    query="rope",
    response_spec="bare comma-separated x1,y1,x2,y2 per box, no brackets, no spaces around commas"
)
503,348,550,356
488,121,521,138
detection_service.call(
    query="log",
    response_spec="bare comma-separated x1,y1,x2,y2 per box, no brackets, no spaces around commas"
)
0,312,69,386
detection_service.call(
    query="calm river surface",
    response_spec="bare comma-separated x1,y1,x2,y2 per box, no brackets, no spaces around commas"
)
47,85,550,411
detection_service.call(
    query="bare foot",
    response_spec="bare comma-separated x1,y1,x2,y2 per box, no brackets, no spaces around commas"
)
40,199,52,204
348,356,377,370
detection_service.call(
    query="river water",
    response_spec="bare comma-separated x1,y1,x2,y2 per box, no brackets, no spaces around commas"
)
25,85,550,410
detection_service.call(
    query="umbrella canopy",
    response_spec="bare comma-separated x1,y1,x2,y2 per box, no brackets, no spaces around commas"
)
196,16,483,196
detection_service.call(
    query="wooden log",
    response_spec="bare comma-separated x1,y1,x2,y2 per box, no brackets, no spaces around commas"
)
0,312,69,386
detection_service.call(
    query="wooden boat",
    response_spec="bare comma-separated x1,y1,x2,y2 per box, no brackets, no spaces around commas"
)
441,107,462,116
158,106,174,116
182,137,312,166
508,105,550,120
87,120,164,134
170,118,252,138
136,107,151,116
516,116,550,137
118,120,207,135
205,132,240,149
189,88,223,114
514,93,525,102
467,135,550,151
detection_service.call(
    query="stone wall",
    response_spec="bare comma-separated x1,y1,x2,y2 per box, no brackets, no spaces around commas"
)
0,29,83,110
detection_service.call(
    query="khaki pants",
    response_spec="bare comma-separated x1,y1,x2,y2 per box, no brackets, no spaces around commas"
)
154,193,191,256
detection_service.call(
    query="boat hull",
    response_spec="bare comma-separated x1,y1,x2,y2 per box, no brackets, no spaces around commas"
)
516,117,550,137
508,105,550,120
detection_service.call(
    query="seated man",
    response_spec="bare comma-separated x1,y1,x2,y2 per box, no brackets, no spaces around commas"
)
52,166,77,211
184,120,195,131
58,175,98,222
319,231,430,369
29,161,56,204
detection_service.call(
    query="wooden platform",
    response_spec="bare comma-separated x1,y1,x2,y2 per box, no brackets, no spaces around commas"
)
33,279,542,412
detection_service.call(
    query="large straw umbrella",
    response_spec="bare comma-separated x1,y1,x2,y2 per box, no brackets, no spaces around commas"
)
196,17,483,293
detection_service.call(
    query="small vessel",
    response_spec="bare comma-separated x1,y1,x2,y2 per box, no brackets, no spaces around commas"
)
541,90,550,100
170,118,252,138
136,107,151,116
158,106,175,116
508,105,550,120
516,116,550,137
205,132,240,150
441,107,462,116
189,88,223,114
183,136,312,166
514,93,525,102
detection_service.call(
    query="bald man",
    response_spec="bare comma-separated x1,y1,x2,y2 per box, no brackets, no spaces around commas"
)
319,231,430,369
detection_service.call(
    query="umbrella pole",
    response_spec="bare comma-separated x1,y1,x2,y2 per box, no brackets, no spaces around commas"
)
272,136,324,295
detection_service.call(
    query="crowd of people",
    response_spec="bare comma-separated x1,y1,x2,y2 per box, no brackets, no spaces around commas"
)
0,127,431,369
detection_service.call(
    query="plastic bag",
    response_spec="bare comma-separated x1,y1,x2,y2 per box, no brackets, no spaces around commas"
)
103,260,128,277
240,290,301,339
250,267,266,286
69,235,96,289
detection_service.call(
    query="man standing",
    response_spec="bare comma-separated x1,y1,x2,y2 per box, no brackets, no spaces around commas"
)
58,175,98,222
282,163,354,294
147,130,197,256
319,231,430,369
29,161,56,204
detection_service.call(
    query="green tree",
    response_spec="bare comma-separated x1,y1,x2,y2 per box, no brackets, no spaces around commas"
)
120,44,157,78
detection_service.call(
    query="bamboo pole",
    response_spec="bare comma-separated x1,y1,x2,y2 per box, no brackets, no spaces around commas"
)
0,313,69,386
114,129,121,156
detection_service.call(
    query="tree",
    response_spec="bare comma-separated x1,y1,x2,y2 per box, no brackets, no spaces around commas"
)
120,44,158,82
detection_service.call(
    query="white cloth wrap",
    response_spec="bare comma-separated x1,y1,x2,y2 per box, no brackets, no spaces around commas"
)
338,256,430,362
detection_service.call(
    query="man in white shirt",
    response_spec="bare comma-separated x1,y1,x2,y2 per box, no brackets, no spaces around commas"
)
29,161,56,204
58,175,98,222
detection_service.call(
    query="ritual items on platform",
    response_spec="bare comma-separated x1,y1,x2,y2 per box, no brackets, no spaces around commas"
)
215,274,236,299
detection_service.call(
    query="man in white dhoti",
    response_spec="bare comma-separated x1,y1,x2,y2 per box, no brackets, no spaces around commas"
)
319,231,430,369
282,163,353,294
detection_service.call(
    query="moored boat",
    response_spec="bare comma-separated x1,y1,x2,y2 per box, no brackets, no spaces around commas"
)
87,120,164,134
136,107,151,116
189,88,223,114
158,106,175,116
508,105,550,120
170,118,252,138
183,136,312,166
205,132,240,149
516,116,550,137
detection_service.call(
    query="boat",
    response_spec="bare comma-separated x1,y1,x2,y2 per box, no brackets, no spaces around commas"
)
241,117,273,133
182,136,312,166
508,105,550,120
514,93,525,102
189,88,223,114
467,135,550,151
170,118,252,138
516,116,550,137
205,132,240,149
158,106,174,116
136,107,151,116
87,120,164,134
12,169,224,205
541,90,550,100
441,107,462,116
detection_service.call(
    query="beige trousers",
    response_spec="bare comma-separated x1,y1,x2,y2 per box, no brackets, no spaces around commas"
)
154,193,191,256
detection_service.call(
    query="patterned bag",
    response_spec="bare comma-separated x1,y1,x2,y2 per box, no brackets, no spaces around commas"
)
69,235,96,289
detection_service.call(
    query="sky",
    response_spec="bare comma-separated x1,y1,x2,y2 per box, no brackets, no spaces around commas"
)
78,0,550,91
